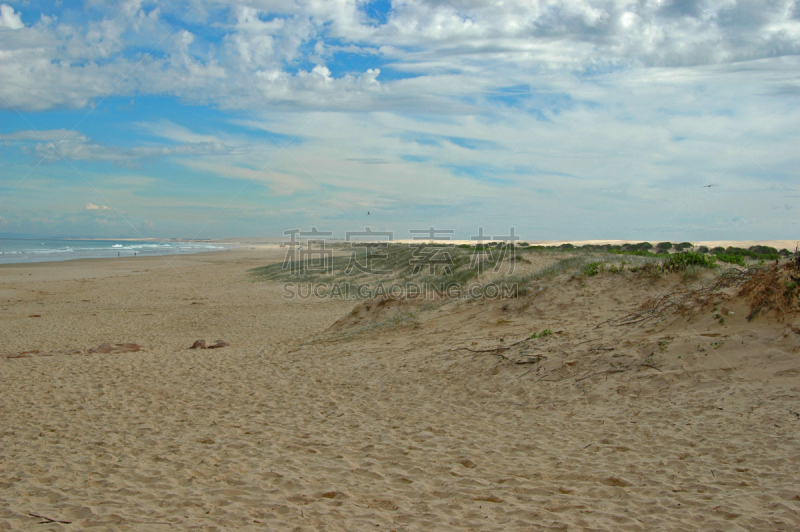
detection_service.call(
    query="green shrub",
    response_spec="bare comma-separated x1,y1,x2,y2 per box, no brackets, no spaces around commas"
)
706,245,782,263
610,248,667,258
662,251,716,272
583,262,602,276
635,262,662,279
749,245,779,256
716,254,746,267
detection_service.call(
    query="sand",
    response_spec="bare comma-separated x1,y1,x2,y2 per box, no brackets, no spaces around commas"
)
1,247,799,530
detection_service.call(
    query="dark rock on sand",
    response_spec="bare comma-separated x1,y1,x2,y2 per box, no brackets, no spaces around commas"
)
208,340,229,349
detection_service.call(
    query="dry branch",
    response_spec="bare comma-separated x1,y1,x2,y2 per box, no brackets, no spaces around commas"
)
29,513,71,524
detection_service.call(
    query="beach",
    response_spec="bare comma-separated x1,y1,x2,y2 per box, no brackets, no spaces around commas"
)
1,245,799,530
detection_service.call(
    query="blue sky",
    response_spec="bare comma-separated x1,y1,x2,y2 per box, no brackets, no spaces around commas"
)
1,0,799,241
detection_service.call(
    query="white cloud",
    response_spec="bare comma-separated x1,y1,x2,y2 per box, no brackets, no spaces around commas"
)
1,0,799,112
0,128,235,163
0,4,23,30
84,202,112,210
1,1,799,240
179,159,314,196
134,120,232,145
0,129,86,142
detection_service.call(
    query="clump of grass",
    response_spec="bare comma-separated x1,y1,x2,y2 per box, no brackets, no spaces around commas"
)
530,328,552,339
715,253,747,267
583,262,602,276
680,265,703,283
633,262,662,280
662,251,716,272
504,256,592,288
608,260,627,274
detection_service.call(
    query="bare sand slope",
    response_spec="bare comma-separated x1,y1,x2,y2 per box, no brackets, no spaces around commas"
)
1,250,799,530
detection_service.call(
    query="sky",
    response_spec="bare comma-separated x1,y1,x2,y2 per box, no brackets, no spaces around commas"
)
0,0,798,242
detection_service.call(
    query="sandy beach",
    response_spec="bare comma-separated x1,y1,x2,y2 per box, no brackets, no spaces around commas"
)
2,246,799,530
5,0,799,528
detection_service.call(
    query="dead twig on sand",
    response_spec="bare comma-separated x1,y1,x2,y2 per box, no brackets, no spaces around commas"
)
516,355,546,365
535,369,558,382
29,513,72,525
514,356,547,379
450,334,534,362
610,290,686,327
507,337,532,348
451,346,514,362
460,346,510,353
453,335,532,352
640,362,662,371
607,265,783,330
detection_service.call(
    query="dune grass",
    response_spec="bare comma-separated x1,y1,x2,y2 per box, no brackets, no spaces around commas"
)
249,243,512,288
250,242,772,301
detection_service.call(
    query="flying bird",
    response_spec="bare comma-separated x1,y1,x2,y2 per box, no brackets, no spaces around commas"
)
367,211,370,215
703,184,718,188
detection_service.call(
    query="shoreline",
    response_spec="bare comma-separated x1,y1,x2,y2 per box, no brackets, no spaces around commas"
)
0,248,227,269
2,238,795,269
0,242,241,268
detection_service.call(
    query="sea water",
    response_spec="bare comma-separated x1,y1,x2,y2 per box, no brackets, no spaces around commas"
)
0,238,227,264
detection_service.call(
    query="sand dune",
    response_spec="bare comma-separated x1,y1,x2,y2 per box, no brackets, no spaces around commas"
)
1,248,799,530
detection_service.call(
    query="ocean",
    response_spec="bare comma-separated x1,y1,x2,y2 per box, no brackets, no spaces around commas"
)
0,238,227,264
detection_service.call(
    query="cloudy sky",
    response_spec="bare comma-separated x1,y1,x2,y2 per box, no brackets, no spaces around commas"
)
1,0,798,241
